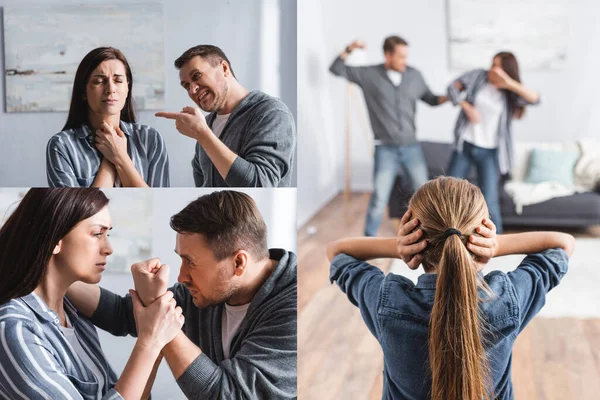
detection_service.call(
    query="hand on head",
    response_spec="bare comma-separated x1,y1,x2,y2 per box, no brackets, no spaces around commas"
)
466,218,498,269
155,106,209,140
396,209,427,270
130,289,184,348
397,210,498,271
131,258,170,306
488,66,513,89
95,121,128,164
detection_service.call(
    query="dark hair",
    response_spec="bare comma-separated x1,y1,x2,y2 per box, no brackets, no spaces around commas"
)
383,36,408,54
170,191,268,261
493,51,525,119
174,44,236,77
63,47,136,131
0,188,109,305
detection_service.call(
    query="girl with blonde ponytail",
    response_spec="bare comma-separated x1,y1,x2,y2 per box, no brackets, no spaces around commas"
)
328,176,574,400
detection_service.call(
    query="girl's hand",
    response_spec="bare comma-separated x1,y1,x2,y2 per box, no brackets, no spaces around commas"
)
467,218,498,268
396,209,428,270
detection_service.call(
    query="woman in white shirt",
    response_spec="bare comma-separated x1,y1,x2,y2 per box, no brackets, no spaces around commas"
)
446,52,540,233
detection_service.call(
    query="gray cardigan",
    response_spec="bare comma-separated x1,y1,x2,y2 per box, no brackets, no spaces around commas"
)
329,56,443,145
447,68,541,175
192,91,296,187
91,249,297,399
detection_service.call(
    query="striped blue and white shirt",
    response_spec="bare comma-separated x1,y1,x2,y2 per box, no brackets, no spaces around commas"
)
46,121,170,187
447,69,541,175
0,293,122,400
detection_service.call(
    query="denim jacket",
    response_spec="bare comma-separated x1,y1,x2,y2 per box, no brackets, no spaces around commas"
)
330,249,569,400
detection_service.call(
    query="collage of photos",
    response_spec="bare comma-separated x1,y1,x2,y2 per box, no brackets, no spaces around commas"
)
0,0,599,399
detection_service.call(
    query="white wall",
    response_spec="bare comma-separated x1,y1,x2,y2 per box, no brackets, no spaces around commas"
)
298,0,600,226
0,0,296,187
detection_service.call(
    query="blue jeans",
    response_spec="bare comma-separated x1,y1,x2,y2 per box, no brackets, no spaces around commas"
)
447,141,503,233
365,143,429,236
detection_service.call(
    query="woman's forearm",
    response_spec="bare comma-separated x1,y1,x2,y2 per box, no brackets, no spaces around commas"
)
91,158,116,188
326,237,398,262
506,80,540,104
114,155,149,188
496,232,575,258
114,340,162,399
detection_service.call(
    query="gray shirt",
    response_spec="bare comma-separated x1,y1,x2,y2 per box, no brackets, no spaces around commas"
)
329,56,442,145
46,121,170,187
91,249,297,399
192,91,296,187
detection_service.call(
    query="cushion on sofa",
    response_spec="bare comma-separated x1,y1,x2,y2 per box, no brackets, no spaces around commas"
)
524,148,579,186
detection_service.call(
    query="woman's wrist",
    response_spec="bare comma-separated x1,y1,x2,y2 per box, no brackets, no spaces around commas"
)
135,337,164,356
505,79,520,93
113,150,132,169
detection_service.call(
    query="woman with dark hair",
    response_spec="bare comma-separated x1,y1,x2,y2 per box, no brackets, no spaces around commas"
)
46,47,170,188
0,188,183,399
446,52,540,233
328,177,574,399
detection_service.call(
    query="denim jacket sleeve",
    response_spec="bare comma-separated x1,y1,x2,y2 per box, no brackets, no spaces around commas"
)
506,248,569,332
330,253,384,339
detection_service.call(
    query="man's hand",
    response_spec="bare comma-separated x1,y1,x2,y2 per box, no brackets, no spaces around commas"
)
466,218,498,269
131,258,170,307
346,40,366,52
461,101,481,124
95,122,128,165
156,107,210,140
396,209,428,270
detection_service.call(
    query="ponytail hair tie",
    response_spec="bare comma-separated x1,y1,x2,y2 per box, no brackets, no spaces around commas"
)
441,228,462,240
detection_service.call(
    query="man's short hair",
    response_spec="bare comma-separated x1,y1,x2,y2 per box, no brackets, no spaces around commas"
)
383,36,408,54
174,44,236,77
170,191,268,261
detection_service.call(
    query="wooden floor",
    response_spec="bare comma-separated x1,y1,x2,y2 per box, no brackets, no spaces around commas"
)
298,192,600,400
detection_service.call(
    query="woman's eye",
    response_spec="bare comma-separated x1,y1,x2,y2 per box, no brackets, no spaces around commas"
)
94,232,103,237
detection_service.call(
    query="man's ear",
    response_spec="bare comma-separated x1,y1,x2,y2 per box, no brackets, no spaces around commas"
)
52,240,63,255
233,250,248,277
222,60,231,77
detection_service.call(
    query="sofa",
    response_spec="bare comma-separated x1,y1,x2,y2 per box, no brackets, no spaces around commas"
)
388,141,600,228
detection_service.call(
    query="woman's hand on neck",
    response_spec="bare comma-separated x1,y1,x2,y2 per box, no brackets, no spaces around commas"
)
88,111,121,132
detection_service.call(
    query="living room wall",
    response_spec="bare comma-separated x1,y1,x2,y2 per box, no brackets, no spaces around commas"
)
298,0,599,226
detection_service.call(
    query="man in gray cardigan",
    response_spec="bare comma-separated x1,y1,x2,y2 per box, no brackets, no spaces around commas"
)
330,36,447,236
157,45,296,187
67,191,297,399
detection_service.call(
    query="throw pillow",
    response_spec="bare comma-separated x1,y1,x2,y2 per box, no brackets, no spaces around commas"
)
524,148,579,186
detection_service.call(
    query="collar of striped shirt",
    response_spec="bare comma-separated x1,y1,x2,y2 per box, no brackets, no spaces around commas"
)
78,121,134,140
21,292,81,326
